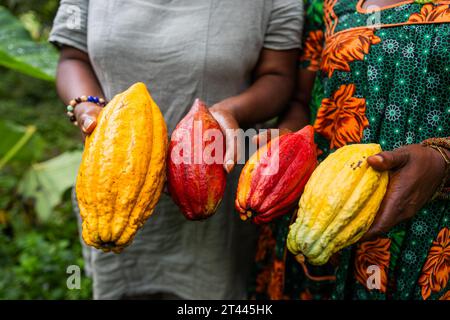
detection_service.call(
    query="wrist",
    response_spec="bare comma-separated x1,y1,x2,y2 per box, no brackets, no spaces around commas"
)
74,101,101,116
443,148,450,187
422,139,450,200
278,115,309,132
66,95,106,125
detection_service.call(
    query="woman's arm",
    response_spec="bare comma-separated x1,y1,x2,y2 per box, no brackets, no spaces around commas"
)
56,46,104,135
210,48,300,172
211,49,298,126
277,68,316,131
251,68,317,148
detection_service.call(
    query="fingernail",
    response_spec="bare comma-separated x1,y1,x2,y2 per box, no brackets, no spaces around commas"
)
225,159,234,173
82,117,95,132
372,155,383,163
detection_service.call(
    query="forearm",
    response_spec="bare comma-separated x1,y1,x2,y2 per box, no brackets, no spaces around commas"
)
211,49,298,127
276,68,317,131
276,100,310,131
56,46,104,104
216,74,295,127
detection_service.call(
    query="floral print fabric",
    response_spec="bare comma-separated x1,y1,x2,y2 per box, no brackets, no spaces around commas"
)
250,0,450,300
314,83,369,148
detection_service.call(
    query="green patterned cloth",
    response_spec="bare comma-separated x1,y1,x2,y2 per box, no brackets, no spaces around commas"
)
251,0,450,300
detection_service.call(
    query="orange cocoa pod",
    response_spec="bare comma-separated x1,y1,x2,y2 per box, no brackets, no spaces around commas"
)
76,83,168,252
167,99,226,220
235,125,317,224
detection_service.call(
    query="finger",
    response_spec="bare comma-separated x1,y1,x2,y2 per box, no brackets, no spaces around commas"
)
362,203,417,241
78,114,97,134
74,103,102,134
367,148,409,172
224,127,240,173
361,183,408,241
210,110,241,173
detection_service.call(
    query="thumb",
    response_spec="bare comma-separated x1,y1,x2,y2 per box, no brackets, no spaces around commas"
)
367,148,409,172
209,107,241,173
223,128,240,173
79,114,97,134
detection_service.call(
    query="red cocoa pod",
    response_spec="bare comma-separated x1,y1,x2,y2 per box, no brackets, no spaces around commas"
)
235,125,317,224
167,99,226,220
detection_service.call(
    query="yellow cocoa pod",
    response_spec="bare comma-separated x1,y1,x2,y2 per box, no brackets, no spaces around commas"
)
76,83,168,253
287,144,388,265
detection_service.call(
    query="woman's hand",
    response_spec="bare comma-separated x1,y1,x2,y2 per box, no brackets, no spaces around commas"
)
209,103,241,173
362,144,448,240
73,102,102,139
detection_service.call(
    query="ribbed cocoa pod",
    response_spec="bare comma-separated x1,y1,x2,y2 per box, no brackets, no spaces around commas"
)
235,125,317,224
167,99,226,220
76,83,168,253
287,144,389,265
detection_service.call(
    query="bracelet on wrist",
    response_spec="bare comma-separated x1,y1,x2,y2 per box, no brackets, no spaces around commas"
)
422,137,450,201
66,95,107,125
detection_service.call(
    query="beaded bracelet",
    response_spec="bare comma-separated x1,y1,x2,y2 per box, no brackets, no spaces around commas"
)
66,96,107,125
422,137,450,201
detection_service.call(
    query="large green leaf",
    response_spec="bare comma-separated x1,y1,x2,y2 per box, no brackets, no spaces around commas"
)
0,120,45,169
0,6,57,81
18,151,82,222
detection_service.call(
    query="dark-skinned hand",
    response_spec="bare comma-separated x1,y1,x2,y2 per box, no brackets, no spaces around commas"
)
362,143,448,240
73,102,103,140
209,104,242,174
210,107,294,173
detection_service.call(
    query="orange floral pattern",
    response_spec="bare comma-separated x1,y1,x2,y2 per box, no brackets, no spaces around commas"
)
255,225,276,262
440,290,450,300
255,259,289,299
355,238,391,293
418,227,450,300
267,259,288,300
299,289,313,300
321,28,381,78
314,84,369,149
255,265,271,294
300,30,324,72
324,0,338,36
408,3,450,23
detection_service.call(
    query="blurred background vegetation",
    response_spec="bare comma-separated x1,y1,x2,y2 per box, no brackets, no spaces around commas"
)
0,0,92,299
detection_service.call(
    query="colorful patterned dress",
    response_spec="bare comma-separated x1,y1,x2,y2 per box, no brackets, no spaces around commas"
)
251,0,450,300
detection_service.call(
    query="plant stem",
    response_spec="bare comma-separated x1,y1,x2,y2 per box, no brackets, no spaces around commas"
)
0,125,36,170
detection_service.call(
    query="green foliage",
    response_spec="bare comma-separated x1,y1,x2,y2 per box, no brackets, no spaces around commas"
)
0,67,82,155
0,201,92,299
0,5,58,80
304,0,324,28
0,121,44,169
1,0,59,33
0,2,92,299
19,151,82,222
